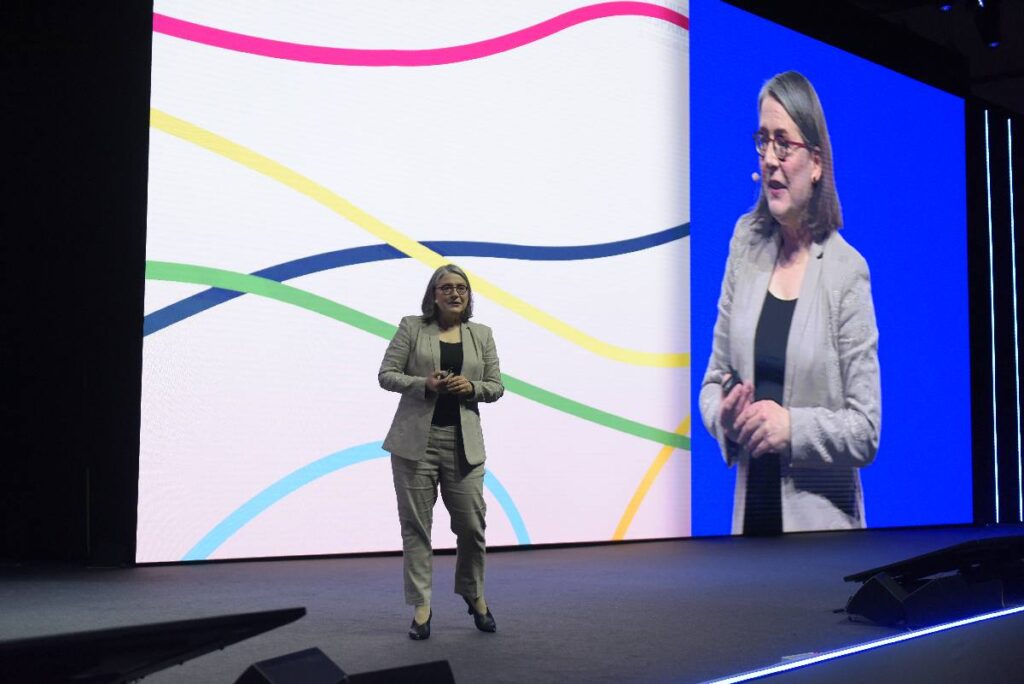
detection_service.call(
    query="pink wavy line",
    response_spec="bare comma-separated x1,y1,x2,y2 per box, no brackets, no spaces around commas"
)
153,2,689,67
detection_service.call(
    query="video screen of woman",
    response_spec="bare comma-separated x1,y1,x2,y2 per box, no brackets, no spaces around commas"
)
690,0,970,535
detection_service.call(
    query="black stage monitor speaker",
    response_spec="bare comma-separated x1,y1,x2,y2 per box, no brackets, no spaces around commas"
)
235,647,347,683
236,652,454,684
348,659,455,684
0,606,306,684
844,535,1024,627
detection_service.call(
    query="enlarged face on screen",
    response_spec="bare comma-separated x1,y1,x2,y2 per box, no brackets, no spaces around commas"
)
758,96,821,231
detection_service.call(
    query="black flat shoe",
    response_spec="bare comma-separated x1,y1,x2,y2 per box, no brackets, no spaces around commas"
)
463,596,496,633
408,610,431,640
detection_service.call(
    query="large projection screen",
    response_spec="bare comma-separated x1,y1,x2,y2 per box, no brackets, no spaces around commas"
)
139,1,692,562
689,1,971,535
140,0,971,563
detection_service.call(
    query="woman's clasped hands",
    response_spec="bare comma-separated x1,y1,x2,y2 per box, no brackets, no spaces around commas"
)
427,370,473,396
720,377,791,458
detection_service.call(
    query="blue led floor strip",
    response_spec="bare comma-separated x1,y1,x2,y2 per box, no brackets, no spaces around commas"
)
706,604,1024,683
183,441,530,560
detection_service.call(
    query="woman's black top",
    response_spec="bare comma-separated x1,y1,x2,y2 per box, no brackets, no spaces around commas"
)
743,291,797,536
431,340,464,427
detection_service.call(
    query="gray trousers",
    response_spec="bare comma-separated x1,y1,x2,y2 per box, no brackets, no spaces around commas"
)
391,425,487,606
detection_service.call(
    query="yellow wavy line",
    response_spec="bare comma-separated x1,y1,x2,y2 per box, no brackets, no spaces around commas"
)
150,108,688,368
612,415,690,540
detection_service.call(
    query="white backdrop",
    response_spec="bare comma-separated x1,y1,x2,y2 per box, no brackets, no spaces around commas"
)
139,0,691,562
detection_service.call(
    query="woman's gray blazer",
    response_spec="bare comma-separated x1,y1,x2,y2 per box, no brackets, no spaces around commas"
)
699,216,881,533
379,315,504,465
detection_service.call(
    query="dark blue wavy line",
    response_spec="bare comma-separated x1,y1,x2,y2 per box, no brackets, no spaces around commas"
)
143,223,689,336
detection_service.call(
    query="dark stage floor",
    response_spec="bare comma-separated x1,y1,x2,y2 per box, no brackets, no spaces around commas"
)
2,525,1022,683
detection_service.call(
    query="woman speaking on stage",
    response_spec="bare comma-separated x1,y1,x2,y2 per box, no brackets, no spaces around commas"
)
699,71,881,536
378,264,504,639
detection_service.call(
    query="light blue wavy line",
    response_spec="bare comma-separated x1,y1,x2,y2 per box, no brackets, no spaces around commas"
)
182,441,530,560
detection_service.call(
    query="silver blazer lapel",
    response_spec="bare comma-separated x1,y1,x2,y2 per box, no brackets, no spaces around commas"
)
461,322,480,379
740,232,779,384
783,238,826,407
423,320,441,372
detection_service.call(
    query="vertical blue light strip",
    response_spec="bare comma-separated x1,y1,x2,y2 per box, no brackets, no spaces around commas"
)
986,110,1000,523
1011,117,1022,522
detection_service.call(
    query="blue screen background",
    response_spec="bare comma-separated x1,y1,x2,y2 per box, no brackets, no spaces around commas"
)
690,0,972,535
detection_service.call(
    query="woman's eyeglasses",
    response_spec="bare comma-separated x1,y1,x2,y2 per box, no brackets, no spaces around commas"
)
437,284,469,296
753,132,817,161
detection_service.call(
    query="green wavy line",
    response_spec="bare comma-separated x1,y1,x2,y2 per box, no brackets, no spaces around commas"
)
145,260,691,451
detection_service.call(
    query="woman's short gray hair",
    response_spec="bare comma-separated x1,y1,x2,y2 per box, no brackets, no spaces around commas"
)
420,264,474,323
751,71,843,242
